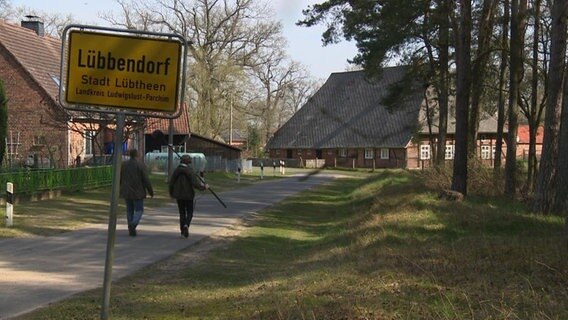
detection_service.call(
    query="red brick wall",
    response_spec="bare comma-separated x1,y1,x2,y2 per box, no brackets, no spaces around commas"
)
0,48,69,168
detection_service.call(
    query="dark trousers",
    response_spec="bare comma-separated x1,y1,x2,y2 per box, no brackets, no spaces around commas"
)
176,199,194,231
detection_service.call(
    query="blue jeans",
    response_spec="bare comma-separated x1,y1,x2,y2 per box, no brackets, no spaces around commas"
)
125,199,144,228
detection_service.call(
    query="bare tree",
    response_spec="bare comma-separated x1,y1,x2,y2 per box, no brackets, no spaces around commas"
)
103,0,314,142
246,41,303,143
505,0,528,197
0,0,13,20
519,0,549,192
467,0,499,157
7,6,76,38
552,4,568,237
100,0,158,31
141,0,281,138
533,0,567,213
555,62,568,239
451,0,472,195
494,0,510,172
434,0,450,168
284,75,320,114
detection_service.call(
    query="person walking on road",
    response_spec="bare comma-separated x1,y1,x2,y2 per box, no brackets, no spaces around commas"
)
120,149,154,237
169,155,208,238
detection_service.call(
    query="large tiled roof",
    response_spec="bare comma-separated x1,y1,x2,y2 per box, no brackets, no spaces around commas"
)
418,94,504,134
0,20,61,103
267,66,424,149
144,103,191,134
419,113,503,134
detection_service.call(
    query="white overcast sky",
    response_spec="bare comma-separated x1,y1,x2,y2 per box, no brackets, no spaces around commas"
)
11,0,358,80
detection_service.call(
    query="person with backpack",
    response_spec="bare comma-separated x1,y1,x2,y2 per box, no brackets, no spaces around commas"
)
168,155,208,238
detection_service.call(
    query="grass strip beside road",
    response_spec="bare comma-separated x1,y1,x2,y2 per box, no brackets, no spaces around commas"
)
16,170,568,319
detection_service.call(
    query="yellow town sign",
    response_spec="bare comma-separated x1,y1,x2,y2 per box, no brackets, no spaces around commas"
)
65,30,182,113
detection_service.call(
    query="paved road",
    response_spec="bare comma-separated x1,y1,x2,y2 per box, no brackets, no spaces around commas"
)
0,174,334,319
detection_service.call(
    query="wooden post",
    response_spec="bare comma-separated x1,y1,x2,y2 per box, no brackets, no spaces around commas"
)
5,182,13,227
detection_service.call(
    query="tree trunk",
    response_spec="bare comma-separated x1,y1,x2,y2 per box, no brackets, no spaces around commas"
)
533,0,568,214
527,119,538,190
526,0,541,192
467,0,498,157
494,0,509,172
555,77,568,214
553,10,568,216
451,0,472,195
504,0,527,197
435,0,450,168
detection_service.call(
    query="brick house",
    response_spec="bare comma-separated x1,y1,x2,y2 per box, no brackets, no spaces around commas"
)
410,92,506,169
266,67,505,169
516,124,543,160
0,19,143,168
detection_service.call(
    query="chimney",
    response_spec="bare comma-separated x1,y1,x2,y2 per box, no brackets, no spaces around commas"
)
21,15,44,37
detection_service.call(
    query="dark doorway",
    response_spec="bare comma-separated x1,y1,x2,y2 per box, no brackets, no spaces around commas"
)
316,149,323,159
287,149,293,158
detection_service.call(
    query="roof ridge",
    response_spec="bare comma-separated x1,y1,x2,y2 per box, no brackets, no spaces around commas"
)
267,65,423,149
0,19,63,104
328,65,409,76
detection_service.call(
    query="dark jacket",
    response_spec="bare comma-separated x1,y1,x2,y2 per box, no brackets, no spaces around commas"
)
120,158,153,200
169,164,205,200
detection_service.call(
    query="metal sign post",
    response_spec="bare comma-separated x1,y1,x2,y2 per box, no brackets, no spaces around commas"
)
168,118,174,179
58,24,188,320
100,112,125,320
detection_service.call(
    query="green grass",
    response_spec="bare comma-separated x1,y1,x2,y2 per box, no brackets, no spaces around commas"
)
10,169,568,319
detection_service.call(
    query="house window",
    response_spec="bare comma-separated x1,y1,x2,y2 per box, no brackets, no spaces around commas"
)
307,150,312,155
6,131,21,157
420,144,431,160
445,145,454,160
327,150,333,155
481,145,491,159
129,132,139,151
6,143,18,156
85,130,96,155
339,149,347,157
33,135,46,146
276,150,281,155
297,150,302,156
492,145,497,159
380,148,389,160
365,148,374,159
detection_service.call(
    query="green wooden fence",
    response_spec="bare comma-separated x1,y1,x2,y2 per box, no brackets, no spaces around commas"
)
0,166,113,195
